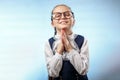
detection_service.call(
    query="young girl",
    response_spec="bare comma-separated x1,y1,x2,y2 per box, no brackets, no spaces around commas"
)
45,4,89,80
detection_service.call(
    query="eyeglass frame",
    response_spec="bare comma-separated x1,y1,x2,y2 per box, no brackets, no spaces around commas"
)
51,11,74,21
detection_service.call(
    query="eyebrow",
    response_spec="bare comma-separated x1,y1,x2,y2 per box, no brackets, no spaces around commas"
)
52,11,71,14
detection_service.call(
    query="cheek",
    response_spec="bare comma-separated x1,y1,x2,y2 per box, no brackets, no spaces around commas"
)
69,20,74,25
52,21,57,27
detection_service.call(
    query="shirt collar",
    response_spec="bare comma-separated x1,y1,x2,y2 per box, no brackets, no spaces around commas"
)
54,33,76,40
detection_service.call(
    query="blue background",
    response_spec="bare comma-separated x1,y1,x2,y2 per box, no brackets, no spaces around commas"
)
0,0,120,80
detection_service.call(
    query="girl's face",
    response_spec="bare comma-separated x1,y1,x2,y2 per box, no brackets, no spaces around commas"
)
51,6,75,31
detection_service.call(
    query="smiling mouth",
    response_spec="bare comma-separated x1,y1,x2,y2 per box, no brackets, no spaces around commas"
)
59,21,68,24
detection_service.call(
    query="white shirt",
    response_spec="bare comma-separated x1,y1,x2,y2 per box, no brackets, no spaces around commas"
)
44,33,89,77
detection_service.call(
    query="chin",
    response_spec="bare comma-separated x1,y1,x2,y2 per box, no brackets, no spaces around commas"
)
61,25,69,29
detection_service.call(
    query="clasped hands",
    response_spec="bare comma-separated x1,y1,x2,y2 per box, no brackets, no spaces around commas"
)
56,29,73,54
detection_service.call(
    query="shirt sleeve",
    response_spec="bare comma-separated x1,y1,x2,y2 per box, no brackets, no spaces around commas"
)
67,38,89,75
44,41,63,77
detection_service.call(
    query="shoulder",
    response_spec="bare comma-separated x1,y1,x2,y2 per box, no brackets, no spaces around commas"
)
75,34,84,38
45,37,56,50
48,37,55,42
74,34,88,41
74,34,84,41
74,34,89,45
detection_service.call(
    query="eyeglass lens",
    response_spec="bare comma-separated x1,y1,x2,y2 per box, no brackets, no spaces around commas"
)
52,11,73,20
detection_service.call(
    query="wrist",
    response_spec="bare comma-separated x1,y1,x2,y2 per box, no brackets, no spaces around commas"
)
56,49,63,55
67,46,73,53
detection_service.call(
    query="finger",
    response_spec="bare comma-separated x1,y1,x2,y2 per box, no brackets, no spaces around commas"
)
62,32,68,42
61,28,65,35
61,29,65,43
61,37,64,44
62,36,69,46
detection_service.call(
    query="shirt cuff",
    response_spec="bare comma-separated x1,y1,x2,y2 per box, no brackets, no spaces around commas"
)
55,52,62,59
67,49,78,59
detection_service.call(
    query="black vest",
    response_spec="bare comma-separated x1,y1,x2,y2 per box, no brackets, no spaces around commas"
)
49,35,88,80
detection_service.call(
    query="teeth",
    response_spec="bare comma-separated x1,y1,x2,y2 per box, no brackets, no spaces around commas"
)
61,22,67,24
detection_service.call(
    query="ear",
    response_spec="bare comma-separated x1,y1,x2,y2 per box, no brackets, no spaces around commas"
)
72,19,75,27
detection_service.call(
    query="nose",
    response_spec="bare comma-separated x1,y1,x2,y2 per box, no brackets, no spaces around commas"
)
61,13,66,19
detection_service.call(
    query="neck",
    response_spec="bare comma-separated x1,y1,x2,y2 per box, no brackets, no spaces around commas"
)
57,29,73,35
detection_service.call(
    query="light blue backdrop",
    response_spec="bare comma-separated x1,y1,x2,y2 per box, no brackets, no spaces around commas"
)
0,0,120,80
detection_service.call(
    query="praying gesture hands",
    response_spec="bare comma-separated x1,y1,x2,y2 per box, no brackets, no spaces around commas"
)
56,29,73,54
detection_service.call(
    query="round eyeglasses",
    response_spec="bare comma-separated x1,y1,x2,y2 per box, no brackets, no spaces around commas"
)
51,11,74,20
